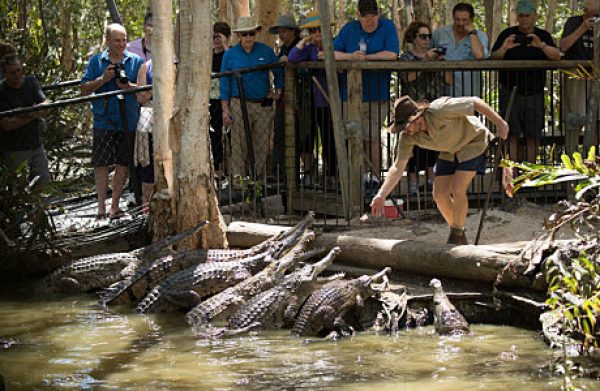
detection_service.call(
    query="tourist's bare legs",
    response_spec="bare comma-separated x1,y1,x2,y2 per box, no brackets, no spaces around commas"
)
110,164,128,216
94,166,109,216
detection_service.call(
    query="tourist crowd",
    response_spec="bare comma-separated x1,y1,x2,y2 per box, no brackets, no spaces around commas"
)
0,0,597,226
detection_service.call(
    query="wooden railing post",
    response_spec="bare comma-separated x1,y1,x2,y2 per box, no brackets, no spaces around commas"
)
284,66,297,210
347,69,364,215
584,19,600,152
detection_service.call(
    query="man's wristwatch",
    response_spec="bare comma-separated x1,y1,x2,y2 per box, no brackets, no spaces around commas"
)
468,30,477,36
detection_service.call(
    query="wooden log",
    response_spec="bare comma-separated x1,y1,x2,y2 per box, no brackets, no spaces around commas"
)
226,221,532,287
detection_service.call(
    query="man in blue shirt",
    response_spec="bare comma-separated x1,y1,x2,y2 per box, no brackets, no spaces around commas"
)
220,16,284,179
431,2,489,97
81,23,143,220
334,0,399,181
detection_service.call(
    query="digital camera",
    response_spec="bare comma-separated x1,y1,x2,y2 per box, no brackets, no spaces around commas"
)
113,63,129,84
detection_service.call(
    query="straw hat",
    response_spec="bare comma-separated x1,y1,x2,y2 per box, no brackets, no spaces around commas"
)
385,96,428,133
232,16,262,33
269,15,299,34
300,10,336,29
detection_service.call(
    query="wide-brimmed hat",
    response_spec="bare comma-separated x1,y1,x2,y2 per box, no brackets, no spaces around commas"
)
300,10,336,29
233,16,262,33
385,96,426,133
268,15,299,34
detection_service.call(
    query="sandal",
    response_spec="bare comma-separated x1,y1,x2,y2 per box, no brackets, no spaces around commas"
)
95,213,107,221
109,209,127,221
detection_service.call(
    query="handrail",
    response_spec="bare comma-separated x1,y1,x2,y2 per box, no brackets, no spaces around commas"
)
42,79,82,92
38,63,285,91
285,59,590,71
0,85,152,118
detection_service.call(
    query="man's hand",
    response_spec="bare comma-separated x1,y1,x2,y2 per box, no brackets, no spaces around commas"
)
102,65,116,84
216,32,229,48
528,34,546,49
497,119,509,140
351,50,367,61
581,16,597,32
503,35,521,51
370,194,385,217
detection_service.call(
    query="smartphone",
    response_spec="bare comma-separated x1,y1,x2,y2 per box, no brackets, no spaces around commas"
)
515,35,532,46
433,47,447,55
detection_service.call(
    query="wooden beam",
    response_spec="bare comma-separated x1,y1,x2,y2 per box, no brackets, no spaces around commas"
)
226,221,533,288
317,0,350,219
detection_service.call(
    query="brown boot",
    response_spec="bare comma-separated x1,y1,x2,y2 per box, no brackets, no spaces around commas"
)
447,228,468,245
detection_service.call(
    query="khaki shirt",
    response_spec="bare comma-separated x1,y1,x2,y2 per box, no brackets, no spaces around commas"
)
397,97,494,162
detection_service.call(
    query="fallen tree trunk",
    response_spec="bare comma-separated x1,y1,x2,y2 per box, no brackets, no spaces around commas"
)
226,221,532,288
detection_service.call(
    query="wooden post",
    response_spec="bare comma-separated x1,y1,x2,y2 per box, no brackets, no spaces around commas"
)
584,20,600,151
347,69,364,215
317,0,350,219
284,67,297,210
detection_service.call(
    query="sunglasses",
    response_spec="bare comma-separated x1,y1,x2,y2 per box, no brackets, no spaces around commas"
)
240,31,256,37
308,27,321,33
417,33,432,40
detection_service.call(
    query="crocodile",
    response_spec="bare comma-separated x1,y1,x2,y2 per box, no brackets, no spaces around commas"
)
226,247,344,332
135,249,276,314
35,252,143,294
99,212,315,306
186,231,316,329
429,278,470,336
34,221,210,294
100,249,216,306
291,267,391,337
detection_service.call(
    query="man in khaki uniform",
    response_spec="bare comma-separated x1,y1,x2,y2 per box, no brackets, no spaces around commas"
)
370,96,509,244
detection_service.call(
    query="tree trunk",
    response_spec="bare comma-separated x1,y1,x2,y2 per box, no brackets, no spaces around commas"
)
544,0,557,34
254,0,278,47
484,0,502,49
413,0,432,26
397,0,414,50
17,0,27,30
443,0,456,27
105,0,122,24
226,221,533,288
338,0,346,28
509,0,517,26
58,0,75,74
150,0,228,249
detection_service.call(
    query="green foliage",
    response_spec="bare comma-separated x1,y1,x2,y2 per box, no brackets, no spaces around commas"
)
504,146,600,388
0,161,62,259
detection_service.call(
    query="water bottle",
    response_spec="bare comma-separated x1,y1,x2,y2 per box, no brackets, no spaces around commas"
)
359,37,367,53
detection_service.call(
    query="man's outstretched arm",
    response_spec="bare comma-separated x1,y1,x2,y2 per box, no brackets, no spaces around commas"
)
370,158,409,217
473,97,509,139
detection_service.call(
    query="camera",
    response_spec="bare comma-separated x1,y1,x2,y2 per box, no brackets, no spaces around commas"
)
514,35,533,46
113,63,129,84
433,47,447,55
591,16,599,22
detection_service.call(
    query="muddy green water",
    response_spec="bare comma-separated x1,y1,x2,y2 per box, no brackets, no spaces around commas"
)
0,285,593,390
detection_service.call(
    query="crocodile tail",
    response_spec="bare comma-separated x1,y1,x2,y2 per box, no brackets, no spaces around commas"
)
227,287,283,329
185,288,236,326
291,281,342,336
135,270,184,314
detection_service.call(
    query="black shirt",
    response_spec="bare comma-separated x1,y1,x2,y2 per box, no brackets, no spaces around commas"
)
562,15,594,60
491,26,557,95
0,76,46,151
